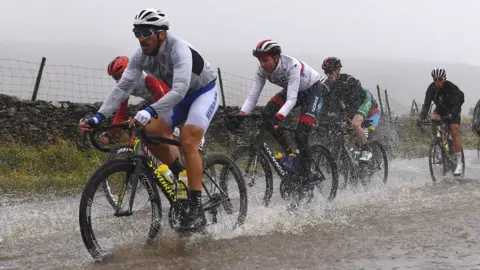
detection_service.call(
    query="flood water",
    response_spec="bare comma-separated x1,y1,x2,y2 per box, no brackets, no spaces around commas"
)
1,150,480,270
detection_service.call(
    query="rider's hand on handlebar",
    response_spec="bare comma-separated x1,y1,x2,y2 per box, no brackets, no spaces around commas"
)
79,113,105,132
98,131,112,144
442,114,453,121
272,113,284,129
227,111,247,130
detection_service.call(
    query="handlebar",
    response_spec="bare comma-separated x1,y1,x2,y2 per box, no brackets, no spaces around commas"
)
86,121,131,152
227,113,297,133
85,120,181,153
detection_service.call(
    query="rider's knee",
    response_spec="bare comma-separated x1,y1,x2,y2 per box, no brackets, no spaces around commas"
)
351,114,363,130
431,114,441,120
450,124,461,138
180,125,203,155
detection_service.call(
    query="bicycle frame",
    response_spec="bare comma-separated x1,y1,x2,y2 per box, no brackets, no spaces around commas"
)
236,115,303,181
431,119,454,165
318,118,356,163
114,125,182,216
112,124,229,217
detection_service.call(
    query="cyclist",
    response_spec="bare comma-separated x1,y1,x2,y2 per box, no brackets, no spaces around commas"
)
319,57,378,162
99,56,168,143
79,8,219,233
472,98,480,137
419,68,465,176
234,39,323,180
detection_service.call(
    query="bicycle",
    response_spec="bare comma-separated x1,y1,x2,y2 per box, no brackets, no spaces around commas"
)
79,122,248,261
315,114,388,190
228,113,338,208
420,117,465,182
83,122,211,210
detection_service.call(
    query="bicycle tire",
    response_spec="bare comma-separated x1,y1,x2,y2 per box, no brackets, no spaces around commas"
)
428,140,446,183
310,143,339,202
476,135,480,159
231,144,274,207
337,149,355,190
364,140,389,185
79,158,162,261
100,147,134,210
205,153,248,230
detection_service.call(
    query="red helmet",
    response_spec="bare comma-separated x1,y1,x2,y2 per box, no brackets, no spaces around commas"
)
321,57,342,72
107,56,129,78
252,39,282,58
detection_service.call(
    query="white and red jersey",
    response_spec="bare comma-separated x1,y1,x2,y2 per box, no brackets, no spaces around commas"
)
240,54,321,117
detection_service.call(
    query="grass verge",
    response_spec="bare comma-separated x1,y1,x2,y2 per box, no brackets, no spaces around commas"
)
0,142,106,195
1,117,478,194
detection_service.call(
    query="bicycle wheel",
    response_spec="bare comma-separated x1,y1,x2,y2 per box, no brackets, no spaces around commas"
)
329,146,355,191
79,158,162,261
309,144,339,202
476,135,480,159
428,140,447,183
101,147,134,209
360,140,389,188
231,144,274,207
202,153,248,231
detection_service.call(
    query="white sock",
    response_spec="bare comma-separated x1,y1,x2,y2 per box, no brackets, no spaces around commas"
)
455,152,462,163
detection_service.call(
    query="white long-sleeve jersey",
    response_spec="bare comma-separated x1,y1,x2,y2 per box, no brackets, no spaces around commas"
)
98,33,217,118
240,54,321,117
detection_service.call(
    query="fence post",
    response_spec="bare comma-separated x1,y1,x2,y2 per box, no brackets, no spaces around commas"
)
376,84,384,115
217,68,227,110
410,99,415,116
384,89,392,122
414,100,419,115
31,57,46,101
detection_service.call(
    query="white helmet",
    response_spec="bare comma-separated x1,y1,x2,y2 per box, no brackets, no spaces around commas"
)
431,68,446,79
133,8,170,30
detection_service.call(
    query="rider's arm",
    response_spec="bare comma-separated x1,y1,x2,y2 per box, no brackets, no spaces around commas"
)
144,75,168,101
108,98,129,137
98,50,143,119
346,76,366,112
450,85,464,116
240,68,266,114
276,63,302,118
420,84,434,120
149,42,192,116
356,89,372,118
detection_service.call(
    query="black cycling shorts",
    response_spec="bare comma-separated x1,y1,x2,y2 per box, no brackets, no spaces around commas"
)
433,106,461,125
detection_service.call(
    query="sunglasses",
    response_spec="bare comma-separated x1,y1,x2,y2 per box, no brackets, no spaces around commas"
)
112,72,123,81
133,29,161,39
433,77,445,82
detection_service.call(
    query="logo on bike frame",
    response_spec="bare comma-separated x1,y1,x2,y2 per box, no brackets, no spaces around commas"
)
263,142,286,176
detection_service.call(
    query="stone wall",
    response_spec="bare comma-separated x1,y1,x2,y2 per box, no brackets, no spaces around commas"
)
0,94,264,147
0,94,400,156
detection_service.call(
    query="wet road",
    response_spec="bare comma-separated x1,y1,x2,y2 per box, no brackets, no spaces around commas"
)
1,151,480,269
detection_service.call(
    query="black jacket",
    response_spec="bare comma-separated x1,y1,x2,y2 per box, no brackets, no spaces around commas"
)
420,80,464,119
321,73,366,117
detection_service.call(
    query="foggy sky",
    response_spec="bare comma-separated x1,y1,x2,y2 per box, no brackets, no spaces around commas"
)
1,0,480,113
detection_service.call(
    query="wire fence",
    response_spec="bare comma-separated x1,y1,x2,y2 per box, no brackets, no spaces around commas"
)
0,57,403,119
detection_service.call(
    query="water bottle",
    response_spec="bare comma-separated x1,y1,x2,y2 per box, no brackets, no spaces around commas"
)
177,170,188,200
275,152,287,169
284,152,298,172
157,164,175,190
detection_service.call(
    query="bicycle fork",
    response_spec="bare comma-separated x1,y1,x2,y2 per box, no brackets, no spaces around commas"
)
114,156,145,217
